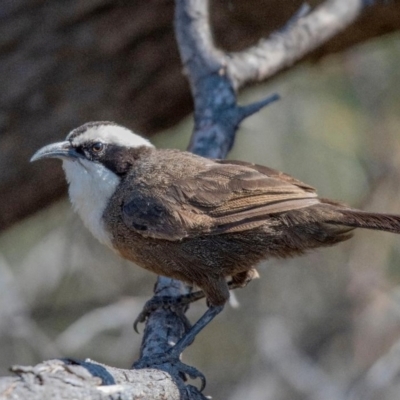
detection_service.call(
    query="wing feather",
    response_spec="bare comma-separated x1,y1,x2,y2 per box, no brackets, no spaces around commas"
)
122,158,319,240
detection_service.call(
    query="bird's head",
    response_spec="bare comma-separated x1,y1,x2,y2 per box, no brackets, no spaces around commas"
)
31,121,154,174
31,122,155,245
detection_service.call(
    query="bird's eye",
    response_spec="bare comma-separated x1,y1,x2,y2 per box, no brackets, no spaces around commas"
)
91,142,104,153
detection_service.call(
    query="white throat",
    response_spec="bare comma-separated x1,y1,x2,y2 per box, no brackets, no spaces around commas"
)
62,158,120,248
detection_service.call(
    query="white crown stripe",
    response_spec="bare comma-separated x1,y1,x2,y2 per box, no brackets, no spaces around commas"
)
68,124,154,149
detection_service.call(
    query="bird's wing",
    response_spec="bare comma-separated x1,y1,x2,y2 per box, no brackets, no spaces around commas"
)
122,160,319,240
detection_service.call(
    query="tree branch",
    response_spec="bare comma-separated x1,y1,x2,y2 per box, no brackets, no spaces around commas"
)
176,0,280,158
227,0,372,89
0,359,182,400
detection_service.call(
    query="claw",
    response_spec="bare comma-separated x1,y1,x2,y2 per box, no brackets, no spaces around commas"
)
177,360,206,392
133,317,144,334
134,292,206,333
133,296,175,333
133,309,150,334
134,285,247,333
134,305,224,392
134,352,206,392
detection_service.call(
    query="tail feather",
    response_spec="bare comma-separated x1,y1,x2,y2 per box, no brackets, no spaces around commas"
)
328,209,400,234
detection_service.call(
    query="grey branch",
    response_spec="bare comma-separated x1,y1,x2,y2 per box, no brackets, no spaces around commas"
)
228,0,368,89
0,359,181,400
176,0,280,158
173,0,374,159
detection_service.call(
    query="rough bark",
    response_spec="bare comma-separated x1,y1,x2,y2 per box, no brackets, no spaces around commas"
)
0,359,182,400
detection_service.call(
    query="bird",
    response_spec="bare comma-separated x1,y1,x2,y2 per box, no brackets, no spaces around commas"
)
31,121,400,371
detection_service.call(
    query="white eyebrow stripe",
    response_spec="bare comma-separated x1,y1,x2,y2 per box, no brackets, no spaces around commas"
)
70,125,154,149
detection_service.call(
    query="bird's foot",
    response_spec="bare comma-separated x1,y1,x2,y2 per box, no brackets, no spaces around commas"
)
133,351,206,391
134,291,205,333
134,276,256,332
134,305,224,391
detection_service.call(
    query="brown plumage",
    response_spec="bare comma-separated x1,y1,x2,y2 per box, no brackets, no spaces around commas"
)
102,147,400,306
31,122,400,306
31,122,400,371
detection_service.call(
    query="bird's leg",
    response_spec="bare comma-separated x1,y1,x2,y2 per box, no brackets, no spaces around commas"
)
134,268,259,331
168,305,224,357
133,290,206,333
133,305,224,391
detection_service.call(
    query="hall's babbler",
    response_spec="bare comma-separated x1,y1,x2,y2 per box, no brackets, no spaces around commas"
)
31,121,400,366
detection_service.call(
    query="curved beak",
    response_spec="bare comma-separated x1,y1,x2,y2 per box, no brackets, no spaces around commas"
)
30,141,81,162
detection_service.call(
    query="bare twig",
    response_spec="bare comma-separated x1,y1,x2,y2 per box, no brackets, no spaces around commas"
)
175,0,280,158
228,0,372,89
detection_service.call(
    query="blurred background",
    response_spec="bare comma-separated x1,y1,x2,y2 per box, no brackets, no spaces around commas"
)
1,1,400,399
